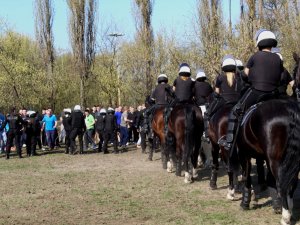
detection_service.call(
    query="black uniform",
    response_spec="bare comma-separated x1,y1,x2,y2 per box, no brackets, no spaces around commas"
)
70,110,85,154
102,113,118,153
25,115,40,156
95,113,106,152
173,76,194,103
62,113,72,154
3,113,24,159
151,83,173,105
137,108,147,153
194,80,213,106
222,51,283,150
203,72,243,139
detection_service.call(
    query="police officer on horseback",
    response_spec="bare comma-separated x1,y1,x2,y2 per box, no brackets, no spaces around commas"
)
203,55,243,141
194,69,213,116
173,63,194,104
143,74,173,134
62,108,72,154
219,29,283,150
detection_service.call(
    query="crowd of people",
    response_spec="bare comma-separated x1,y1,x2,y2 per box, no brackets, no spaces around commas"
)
0,104,149,159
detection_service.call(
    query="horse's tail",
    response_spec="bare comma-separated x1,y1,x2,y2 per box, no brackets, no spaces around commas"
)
183,106,195,165
278,103,300,195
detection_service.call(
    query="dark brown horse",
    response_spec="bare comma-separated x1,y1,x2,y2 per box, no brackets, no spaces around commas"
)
232,99,300,225
166,104,204,183
208,102,266,199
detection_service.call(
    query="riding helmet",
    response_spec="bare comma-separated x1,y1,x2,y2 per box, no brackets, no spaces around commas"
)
107,107,115,114
196,69,206,81
222,55,236,72
74,105,81,111
235,59,244,71
255,29,277,48
179,63,191,77
157,74,168,84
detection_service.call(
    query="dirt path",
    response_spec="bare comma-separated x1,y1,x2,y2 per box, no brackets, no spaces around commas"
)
0,146,299,225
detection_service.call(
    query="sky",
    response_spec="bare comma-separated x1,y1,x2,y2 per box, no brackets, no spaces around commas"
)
0,0,240,50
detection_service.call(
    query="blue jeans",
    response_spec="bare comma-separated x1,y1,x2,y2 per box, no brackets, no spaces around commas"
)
46,130,56,149
120,126,128,146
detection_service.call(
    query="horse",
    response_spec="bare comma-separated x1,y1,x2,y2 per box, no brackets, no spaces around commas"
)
231,98,300,225
208,102,266,200
166,104,204,183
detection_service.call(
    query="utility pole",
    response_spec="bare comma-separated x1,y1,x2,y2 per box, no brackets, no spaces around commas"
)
108,33,124,106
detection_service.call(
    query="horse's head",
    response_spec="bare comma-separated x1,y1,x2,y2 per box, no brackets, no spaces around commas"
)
293,52,300,87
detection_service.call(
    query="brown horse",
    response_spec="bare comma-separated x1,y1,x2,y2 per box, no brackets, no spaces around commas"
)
208,102,266,199
231,99,300,225
166,104,204,183
148,106,168,168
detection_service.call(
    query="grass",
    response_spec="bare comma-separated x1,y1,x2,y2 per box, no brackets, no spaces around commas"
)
0,148,298,225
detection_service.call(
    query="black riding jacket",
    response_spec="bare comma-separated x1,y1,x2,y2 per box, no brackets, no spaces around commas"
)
104,114,117,132
194,80,213,105
151,83,173,105
173,76,195,103
95,115,106,131
215,72,242,103
247,51,283,92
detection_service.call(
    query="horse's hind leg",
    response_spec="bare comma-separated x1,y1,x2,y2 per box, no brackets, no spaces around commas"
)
240,158,252,210
148,137,154,161
210,143,219,190
191,139,201,179
184,158,193,184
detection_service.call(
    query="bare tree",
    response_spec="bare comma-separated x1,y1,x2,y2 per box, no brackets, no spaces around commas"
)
35,0,55,109
134,0,154,95
67,0,97,108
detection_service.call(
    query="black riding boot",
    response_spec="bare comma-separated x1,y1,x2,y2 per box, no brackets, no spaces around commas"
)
210,169,218,190
218,111,238,151
240,187,252,210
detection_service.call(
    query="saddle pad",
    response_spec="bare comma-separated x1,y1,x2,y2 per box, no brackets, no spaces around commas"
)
241,103,261,126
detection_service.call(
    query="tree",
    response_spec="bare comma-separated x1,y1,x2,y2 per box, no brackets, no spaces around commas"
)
134,0,154,95
67,0,97,108
35,0,56,110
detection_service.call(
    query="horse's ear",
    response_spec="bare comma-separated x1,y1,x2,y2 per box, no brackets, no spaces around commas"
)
293,52,299,63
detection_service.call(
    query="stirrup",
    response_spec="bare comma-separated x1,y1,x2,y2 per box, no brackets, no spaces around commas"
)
202,135,210,143
218,136,231,151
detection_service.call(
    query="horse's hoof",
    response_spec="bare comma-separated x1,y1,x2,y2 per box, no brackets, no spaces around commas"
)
209,183,217,190
226,188,235,200
240,202,250,210
184,172,193,184
280,208,291,225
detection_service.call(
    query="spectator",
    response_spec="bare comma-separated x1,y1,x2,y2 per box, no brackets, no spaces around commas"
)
120,106,130,151
42,108,57,150
84,109,97,151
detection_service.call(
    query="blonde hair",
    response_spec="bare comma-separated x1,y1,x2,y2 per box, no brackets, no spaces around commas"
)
225,72,235,87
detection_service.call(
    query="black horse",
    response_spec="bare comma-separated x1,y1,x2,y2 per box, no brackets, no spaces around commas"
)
166,104,203,183
231,98,300,225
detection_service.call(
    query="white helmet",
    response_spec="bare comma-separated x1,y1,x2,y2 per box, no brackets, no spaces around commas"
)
74,105,81,111
64,108,72,114
255,29,277,48
157,74,168,83
27,110,36,118
196,69,206,79
222,55,236,72
100,108,107,114
235,59,244,70
179,63,191,76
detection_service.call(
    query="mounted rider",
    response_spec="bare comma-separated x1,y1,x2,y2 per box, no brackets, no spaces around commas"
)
219,29,284,151
172,63,194,104
194,69,213,116
142,74,173,135
203,55,243,141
